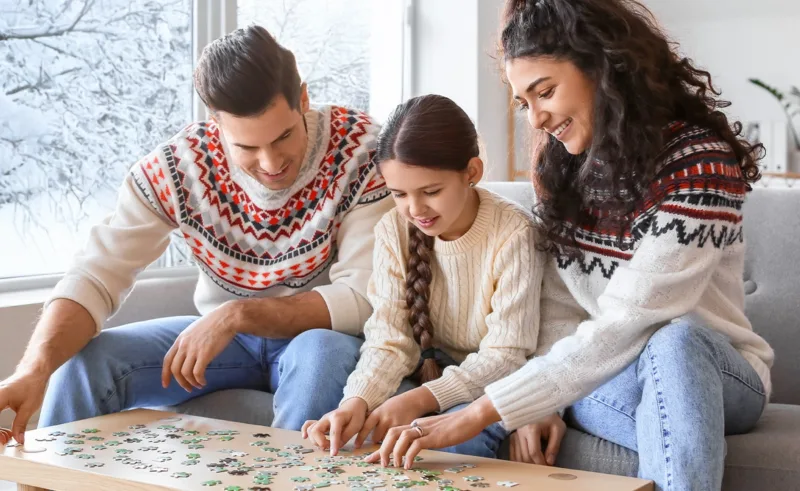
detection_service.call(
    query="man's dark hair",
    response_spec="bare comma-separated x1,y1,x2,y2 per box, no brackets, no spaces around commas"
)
194,25,302,117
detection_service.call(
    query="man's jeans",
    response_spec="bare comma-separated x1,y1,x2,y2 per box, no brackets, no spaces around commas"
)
38,316,362,431
565,321,767,491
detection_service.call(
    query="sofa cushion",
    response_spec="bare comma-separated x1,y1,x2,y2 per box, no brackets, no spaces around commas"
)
154,388,275,426
741,188,800,405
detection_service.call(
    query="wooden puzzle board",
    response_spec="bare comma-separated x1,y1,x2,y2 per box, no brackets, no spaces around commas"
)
0,409,652,491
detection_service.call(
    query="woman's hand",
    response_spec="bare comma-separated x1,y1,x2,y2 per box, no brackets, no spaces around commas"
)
302,398,368,456
365,395,501,469
509,413,566,466
354,388,439,448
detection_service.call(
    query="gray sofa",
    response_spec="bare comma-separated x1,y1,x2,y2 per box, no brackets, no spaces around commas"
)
162,182,800,490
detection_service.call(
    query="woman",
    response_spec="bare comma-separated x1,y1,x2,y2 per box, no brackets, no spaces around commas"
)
367,1,774,490
302,94,543,461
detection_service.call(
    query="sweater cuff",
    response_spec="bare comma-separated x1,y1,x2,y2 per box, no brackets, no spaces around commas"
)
484,370,559,431
313,283,366,336
341,380,391,413
46,275,110,336
422,372,475,413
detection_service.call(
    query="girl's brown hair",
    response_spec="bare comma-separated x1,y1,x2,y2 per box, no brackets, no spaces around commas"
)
374,94,480,384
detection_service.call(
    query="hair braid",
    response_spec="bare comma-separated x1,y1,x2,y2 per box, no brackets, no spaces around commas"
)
405,223,441,384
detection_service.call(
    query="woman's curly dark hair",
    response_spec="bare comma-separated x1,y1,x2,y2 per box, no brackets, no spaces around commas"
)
502,0,764,257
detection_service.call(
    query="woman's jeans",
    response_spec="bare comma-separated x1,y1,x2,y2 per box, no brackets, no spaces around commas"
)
565,321,767,491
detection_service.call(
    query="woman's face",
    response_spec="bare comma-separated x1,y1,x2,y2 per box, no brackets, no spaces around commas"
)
506,56,596,155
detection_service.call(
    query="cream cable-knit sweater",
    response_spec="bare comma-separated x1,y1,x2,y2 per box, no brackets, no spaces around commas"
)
342,187,544,413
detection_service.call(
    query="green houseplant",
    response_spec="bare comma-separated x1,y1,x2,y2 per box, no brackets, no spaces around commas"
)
749,78,800,151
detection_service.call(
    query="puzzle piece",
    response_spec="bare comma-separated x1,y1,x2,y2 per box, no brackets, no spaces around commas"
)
497,481,519,488
202,480,223,486
85,462,105,468
172,471,192,478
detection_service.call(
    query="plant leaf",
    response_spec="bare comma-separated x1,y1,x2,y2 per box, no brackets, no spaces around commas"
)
749,78,784,101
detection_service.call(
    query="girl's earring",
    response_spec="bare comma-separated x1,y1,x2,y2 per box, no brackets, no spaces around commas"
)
469,182,476,188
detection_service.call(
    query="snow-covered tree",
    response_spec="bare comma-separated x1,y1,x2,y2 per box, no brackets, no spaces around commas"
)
0,0,372,277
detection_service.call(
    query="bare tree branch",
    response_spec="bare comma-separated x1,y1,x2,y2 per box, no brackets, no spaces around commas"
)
0,0,101,41
5,66,81,95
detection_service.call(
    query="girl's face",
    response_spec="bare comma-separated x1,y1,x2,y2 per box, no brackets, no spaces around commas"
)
380,158,483,241
506,56,596,155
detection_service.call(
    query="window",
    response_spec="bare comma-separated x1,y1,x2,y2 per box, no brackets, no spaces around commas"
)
0,0,194,279
237,0,409,122
0,0,408,282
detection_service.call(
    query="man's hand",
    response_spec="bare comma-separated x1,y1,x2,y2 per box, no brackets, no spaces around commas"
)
509,413,566,466
0,370,50,445
354,388,438,448
302,398,368,456
161,303,239,392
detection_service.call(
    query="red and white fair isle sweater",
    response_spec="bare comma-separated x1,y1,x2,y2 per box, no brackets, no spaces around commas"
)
46,106,393,336
485,122,775,430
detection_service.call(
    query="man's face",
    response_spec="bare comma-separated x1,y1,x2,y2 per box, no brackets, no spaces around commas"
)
216,88,310,190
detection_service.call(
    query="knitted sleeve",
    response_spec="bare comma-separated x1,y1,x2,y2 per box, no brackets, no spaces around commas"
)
340,214,420,412
485,168,748,430
423,224,544,412
313,194,394,336
45,148,178,334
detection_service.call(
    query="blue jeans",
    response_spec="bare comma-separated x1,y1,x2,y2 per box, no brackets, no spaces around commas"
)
565,321,767,491
38,316,362,431
391,349,509,459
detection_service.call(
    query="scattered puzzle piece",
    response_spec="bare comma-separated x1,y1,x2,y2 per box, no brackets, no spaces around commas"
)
498,481,519,487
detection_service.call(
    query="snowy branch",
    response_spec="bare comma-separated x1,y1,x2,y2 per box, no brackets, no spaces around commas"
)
0,0,100,41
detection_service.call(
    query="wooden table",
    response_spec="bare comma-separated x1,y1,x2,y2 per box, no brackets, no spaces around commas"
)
0,409,652,491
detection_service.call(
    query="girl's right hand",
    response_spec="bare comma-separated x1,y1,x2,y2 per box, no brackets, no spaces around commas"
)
302,398,368,456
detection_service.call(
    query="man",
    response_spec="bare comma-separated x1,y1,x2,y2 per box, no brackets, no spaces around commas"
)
0,25,393,444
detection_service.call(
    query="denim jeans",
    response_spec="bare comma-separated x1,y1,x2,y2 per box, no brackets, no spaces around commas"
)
565,320,767,491
38,316,363,431
392,349,510,459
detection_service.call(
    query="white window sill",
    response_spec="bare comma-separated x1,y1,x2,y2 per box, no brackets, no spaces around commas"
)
0,266,199,310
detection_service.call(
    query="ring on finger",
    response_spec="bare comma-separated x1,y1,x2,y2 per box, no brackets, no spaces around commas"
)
412,425,424,437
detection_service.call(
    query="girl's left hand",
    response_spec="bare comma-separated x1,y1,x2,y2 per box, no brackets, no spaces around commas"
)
365,397,498,469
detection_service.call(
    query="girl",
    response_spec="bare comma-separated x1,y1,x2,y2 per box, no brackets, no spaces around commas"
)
369,1,774,489
302,94,544,461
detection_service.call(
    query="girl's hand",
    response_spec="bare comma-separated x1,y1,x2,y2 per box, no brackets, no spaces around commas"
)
509,413,566,466
302,398,368,456
355,388,438,448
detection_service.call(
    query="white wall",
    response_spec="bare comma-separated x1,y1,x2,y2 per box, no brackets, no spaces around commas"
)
412,0,512,181
644,0,800,173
